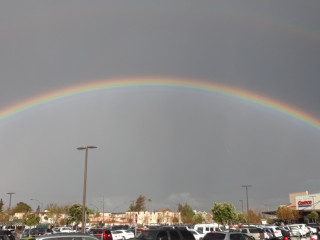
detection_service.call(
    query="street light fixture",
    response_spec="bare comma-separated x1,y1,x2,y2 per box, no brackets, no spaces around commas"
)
77,146,97,233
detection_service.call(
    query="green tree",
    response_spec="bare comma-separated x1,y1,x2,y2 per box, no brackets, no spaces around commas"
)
22,213,40,227
234,212,247,224
211,202,236,225
307,211,319,223
276,206,294,223
129,195,146,212
13,202,32,213
178,203,194,224
193,213,205,224
68,203,88,224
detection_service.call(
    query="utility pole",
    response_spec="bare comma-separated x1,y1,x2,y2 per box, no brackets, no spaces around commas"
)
239,200,244,213
242,185,252,223
7,192,15,214
102,196,105,226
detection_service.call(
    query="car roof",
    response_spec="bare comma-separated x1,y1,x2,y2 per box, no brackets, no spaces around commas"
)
35,233,98,240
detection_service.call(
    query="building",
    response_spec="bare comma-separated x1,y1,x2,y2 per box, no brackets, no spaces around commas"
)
263,191,320,223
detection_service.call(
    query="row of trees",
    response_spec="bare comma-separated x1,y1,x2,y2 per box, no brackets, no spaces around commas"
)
3,195,318,226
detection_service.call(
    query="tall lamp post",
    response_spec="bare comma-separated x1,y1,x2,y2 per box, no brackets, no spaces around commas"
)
242,185,252,223
77,146,97,233
7,192,15,214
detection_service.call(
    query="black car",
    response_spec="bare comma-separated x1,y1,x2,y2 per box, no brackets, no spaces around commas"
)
0,235,10,240
137,228,195,240
0,230,15,240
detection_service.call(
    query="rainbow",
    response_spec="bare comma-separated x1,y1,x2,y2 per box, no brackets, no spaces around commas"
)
1,77,320,130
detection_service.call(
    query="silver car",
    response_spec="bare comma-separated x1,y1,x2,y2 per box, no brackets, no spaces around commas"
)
35,233,99,240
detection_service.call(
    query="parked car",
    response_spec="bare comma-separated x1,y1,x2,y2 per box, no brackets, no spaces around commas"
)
89,228,113,240
262,228,276,239
58,227,74,233
136,228,195,240
111,231,123,240
188,230,205,240
307,224,320,234
240,228,264,240
35,233,99,240
288,224,309,237
265,226,283,239
0,230,15,240
194,225,220,235
112,230,134,240
203,232,254,240
0,235,10,240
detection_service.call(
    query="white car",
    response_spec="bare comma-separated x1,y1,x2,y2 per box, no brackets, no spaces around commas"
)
188,229,205,240
111,231,124,240
267,226,283,239
59,227,74,233
112,230,134,240
288,224,309,237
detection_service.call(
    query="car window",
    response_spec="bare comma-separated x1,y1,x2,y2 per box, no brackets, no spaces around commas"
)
180,230,195,240
230,234,243,240
241,230,247,233
204,233,225,240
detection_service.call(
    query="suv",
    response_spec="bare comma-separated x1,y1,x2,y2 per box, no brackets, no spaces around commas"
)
204,232,254,240
240,228,264,240
89,229,113,240
136,228,195,240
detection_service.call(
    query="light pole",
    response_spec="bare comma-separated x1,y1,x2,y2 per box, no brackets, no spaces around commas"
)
7,192,15,214
239,200,244,213
30,198,44,212
242,185,252,223
77,146,97,233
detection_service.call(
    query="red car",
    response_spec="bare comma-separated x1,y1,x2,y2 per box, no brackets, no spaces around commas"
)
89,229,113,240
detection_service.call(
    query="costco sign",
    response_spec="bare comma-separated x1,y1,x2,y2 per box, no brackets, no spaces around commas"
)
298,200,312,208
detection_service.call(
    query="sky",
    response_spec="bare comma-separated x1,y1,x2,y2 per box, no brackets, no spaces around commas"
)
1,1,320,214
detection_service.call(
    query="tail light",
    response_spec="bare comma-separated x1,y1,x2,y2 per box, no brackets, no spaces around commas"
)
103,232,107,240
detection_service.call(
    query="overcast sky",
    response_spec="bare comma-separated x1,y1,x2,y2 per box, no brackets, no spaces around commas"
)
1,1,320,214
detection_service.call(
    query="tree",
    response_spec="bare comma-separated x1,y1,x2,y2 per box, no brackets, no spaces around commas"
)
46,203,68,225
178,203,194,224
234,212,247,224
0,199,3,213
307,211,319,223
276,206,294,223
129,195,146,212
13,202,32,213
247,210,261,224
68,203,87,224
193,213,205,224
211,202,236,225
22,213,40,226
